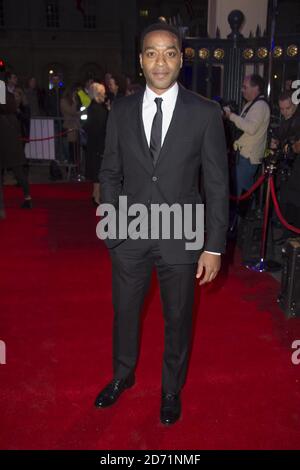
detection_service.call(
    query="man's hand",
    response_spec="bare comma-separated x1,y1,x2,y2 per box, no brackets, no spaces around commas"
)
223,106,231,119
106,99,111,111
292,139,300,154
196,252,221,286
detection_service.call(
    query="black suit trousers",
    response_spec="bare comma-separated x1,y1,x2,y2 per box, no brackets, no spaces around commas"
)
110,235,197,395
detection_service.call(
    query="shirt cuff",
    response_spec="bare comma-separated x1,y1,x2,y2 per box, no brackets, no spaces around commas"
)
204,251,221,255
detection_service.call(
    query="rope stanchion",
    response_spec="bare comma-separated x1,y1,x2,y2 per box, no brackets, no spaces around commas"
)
230,173,266,201
243,160,281,273
20,128,74,143
270,176,300,235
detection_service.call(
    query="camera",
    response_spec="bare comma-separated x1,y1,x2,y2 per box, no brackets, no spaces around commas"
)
265,134,299,179
213,98,238,117
220,99,238,116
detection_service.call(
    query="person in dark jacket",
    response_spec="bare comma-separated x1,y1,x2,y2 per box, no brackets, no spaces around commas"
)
60,86,81,163
24,77,45,117
14,87,31,146
0,89,32,210
106,74,126,109
271,91,300,242
83,82,108,205
14,87,31,180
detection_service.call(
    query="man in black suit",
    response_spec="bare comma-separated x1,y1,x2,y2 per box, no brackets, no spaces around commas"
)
95,23,229,425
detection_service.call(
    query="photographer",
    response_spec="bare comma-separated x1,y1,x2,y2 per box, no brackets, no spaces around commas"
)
271,91,300,242
224,75,270,197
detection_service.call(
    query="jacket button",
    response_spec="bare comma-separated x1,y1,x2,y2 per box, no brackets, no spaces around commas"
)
152,176,158,182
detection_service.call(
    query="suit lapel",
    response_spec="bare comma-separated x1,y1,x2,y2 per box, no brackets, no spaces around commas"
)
155,84,187,169
126,90,154,175
137,92,155,173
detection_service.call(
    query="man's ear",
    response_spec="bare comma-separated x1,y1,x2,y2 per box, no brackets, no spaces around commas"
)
180,52,183,69
139,53,143,70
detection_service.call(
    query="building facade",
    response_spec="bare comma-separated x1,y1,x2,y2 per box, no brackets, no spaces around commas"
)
0,0,137,87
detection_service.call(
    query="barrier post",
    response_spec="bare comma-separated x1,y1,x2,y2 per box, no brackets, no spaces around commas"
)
245,158,281,272
75,128,85,182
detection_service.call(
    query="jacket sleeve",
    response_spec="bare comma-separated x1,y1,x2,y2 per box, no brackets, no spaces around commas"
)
99,106,123,208
201,104,229,253
229,101,269,136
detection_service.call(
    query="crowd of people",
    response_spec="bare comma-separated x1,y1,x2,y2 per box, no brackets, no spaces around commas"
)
222,74,300,244
0,70,143,218
0,68,300,243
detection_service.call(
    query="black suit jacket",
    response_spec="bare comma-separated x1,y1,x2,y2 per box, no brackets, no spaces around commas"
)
99,83,229,264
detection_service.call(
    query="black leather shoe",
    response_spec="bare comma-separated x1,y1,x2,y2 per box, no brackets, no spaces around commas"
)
160,392,181,425
94,374,135,408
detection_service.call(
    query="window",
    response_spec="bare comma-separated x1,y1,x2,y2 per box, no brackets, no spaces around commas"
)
140,9,149,18
0,0,4,27
83,0,96,29
46,0,59,28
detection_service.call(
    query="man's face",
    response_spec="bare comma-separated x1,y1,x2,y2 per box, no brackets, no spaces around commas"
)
279,98,297,120
94,84,106,103
29,78,37,89
139,30,182,95
104,73,112,86
242,78,259,102
9,74,18,87
108,78,118,95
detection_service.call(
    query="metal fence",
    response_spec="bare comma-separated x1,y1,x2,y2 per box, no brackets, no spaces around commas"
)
24,116,84,181
181,13,300,113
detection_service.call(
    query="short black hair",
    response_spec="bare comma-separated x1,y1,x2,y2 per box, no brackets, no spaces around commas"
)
110,74,127,94
249,74,265,94
140,22,182,52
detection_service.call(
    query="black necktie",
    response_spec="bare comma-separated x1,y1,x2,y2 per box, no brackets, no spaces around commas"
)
150,97,163,165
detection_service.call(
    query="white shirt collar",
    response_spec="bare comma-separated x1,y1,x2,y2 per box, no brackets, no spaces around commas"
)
144,82,179,105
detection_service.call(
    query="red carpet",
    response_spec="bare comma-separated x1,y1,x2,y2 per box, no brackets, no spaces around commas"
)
0,183,300,450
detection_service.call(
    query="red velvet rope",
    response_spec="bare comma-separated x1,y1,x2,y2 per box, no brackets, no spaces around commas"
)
270,176,300,234
229,173,266,201
20,128,73,143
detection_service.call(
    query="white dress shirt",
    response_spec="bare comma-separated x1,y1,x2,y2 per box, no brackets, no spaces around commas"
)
142,82,179,147
141,82,220,256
